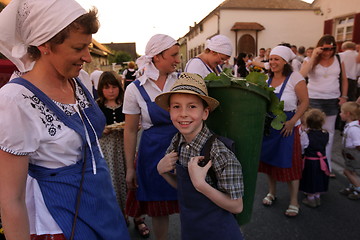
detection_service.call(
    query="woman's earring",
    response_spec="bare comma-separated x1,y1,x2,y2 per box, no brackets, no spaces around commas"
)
44,52,48,55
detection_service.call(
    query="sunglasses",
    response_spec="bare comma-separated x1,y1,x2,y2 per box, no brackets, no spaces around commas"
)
321,47,336,51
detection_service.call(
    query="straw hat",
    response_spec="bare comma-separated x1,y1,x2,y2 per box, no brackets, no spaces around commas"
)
155,72,219,112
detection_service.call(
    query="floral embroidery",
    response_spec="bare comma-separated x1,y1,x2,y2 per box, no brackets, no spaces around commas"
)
22,80,91,136
23,94,62,136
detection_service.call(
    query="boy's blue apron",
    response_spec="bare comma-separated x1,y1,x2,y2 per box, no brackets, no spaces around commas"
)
260,74,295,168
10,78,130,240
175,163,243,240
134,80,178,201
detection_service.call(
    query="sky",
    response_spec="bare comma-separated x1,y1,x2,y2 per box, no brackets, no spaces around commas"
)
75,0,314,55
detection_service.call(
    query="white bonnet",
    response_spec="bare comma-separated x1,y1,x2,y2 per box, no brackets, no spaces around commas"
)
205,35,233,57
136,34,177,81
0,0,86,72
270,46,296,63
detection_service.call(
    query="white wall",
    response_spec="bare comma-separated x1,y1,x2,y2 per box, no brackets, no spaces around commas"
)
219,9,324,60
186,8,325,63
187,14,219,51
313,0,360,20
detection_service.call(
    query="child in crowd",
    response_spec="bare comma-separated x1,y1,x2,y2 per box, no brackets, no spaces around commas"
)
339,102,360,200
156,72,244,240
299,108,330,208
96,71,149,237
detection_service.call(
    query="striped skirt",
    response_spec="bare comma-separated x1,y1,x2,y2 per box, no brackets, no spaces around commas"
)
258,126,303,182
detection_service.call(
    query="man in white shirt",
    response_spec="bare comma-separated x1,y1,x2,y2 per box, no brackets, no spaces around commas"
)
254,48,266,62
90,68,103,90
339,41,359,101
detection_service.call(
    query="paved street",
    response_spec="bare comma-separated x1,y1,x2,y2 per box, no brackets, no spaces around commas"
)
128,130,360,240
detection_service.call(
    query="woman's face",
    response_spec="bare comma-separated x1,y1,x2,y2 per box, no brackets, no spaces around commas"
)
319,44,335,60
269,54,286,73
154,45,180,75
102,84,119,102
209,51,230,69
46,29,92,79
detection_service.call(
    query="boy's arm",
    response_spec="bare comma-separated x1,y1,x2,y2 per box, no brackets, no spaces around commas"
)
157,151,178,189
188,157,243,214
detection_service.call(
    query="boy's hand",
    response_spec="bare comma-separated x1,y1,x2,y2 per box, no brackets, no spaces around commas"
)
157,151,178,175
188,156,212,189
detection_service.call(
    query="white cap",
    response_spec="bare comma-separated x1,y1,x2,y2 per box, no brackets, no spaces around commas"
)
270,46,296,63
205,35,233,57
0,0,86,72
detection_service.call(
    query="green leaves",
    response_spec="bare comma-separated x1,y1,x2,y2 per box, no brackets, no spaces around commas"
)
204,71,286,130
245,72,268,87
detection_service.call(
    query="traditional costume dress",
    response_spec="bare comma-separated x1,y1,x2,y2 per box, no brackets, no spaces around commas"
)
299,129,330,193
123,34,180,217
167,126,244,240
259,71,303,181
98,103,127,213
184,34,232,78
0,77,129,240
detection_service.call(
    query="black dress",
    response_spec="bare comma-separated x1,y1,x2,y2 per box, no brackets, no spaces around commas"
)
98,104,127,212
99,104,125,125
299,129,330,193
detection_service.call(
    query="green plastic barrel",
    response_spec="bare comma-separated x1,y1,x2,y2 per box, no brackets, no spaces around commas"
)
206,80,270,225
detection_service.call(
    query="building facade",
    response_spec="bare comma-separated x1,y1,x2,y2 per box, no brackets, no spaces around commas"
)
182,0,324,66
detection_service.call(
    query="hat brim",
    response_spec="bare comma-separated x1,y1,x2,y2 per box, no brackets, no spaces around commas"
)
155,90,219,112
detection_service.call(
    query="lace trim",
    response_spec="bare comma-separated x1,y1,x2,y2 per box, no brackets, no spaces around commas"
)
0,145,29,156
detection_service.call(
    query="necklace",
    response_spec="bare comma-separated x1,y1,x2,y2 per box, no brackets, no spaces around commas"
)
323,66,329,78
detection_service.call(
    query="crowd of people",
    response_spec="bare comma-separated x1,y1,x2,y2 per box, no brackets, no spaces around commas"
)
0,0,359,239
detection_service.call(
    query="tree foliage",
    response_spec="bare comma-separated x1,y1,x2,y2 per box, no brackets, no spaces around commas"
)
108,51,132,65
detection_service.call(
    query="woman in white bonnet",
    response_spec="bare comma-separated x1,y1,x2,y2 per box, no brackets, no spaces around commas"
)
184,34,233,78
258,45,309,218
123,34,180,240
0,0,130,239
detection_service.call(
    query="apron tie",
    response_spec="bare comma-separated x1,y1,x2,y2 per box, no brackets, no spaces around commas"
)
303,152,330,176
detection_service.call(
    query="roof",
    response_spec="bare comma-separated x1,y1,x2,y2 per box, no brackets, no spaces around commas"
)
231,22,265,31
103,42,138,60
218,0,315,10
91,39,112,55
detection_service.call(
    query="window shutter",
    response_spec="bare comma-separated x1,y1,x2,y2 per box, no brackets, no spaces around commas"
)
324,19,333,35
353,13,360,43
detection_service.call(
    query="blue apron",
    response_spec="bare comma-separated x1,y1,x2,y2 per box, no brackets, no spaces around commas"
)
176,163,243,240
134,80,178,201
260,74,295,168
10,78,130,240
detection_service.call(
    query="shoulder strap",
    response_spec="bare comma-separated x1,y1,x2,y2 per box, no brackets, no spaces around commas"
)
200,134,218,184
172,132,182,152
335,54,342,89
267,74,291,99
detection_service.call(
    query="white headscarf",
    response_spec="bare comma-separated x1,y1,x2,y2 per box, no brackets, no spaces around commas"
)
270,46,296,63
135,34,177,81
0,0,86,72
205,35,233,57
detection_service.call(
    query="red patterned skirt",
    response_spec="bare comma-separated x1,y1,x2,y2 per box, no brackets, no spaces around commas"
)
258,126,303,182
125,189,179,217
31,234,66,240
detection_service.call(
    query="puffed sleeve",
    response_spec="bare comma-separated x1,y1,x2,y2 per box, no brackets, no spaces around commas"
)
0,86,41,155
122,83,141,115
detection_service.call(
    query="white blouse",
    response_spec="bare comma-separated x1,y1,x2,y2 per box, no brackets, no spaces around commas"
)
122,73,177,130
343,121,360,148
307,57,341,99
271,71,305,112
0,80,90,235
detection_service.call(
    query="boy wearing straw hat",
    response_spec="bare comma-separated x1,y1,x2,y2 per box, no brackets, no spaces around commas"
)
156,72,244,240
